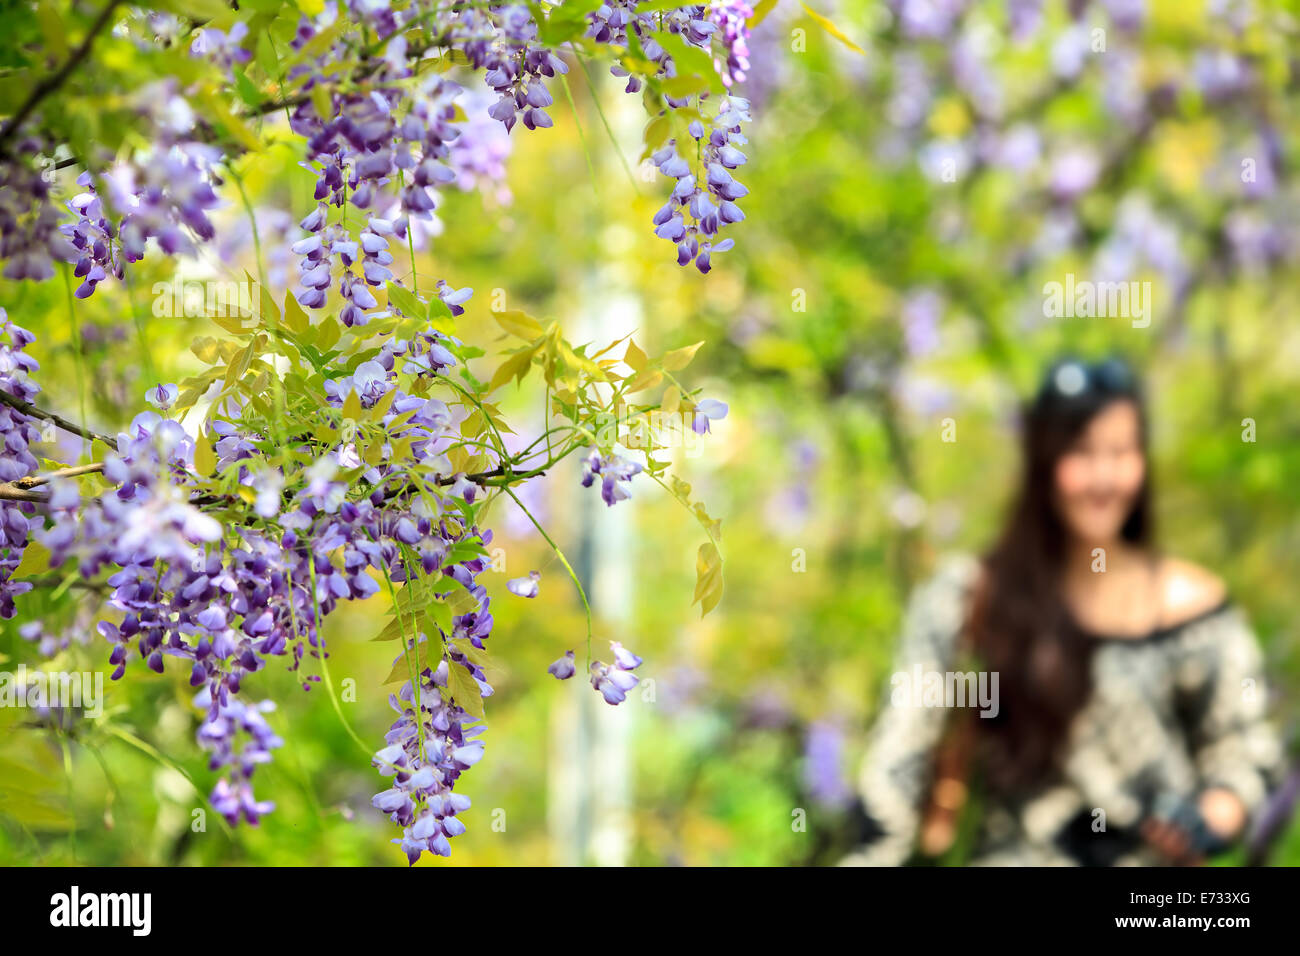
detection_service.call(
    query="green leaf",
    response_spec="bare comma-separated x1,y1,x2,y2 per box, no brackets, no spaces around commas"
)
283,291,310,335
370,617,404,642
367,387,398,421
625,369,664,393
194,428,217,476
451,637,501,683
445,540,489,563
310,83,332,124
259,282,282,326
382,637,441,685
642,113,671,158
341,389,362,423
491,309,545,341
235,71,263,109
315,315,342,352
488,347,536,393
445,659,485,720
661,74,711,98
652,31,724,94
13,539,51,577
386,281,426,321
426,599,453,637
662,340,704,371
749,0,780,28
445,587,478,618
693,542,724,616
624,339,648,371
35,1,68,63
255,29,280,78
560,341,609,381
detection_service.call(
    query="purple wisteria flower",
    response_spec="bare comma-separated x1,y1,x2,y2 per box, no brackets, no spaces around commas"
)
506,570,540,598
588,640,644,705
581,450,643,506
372,648,489,865
145,383,179,410
691,398,729,435
0,310,43,618
5,325,507,850
547,650,576,680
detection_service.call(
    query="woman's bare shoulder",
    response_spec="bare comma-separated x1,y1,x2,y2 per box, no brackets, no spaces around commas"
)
1155,556,1229,627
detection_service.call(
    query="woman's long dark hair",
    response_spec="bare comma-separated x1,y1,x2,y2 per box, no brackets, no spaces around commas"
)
968,357,1152,794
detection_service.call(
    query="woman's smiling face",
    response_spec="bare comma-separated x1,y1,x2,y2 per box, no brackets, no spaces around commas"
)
1052,399,1146,545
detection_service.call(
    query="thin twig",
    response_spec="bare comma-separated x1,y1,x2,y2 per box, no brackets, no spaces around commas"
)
0,390,118,451
13,462,105,489
19,575,108,594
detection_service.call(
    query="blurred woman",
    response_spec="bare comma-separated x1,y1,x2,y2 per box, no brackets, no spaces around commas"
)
845,357,1283,865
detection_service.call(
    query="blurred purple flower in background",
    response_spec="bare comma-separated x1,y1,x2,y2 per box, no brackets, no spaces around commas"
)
803,719,854,809
448,88,514,206
900,288,943,358
893,371,955,418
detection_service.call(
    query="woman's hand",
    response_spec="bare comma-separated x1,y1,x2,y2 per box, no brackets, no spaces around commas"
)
1140,816,1202,865
919,809,958,857
918,777,967,857
1197,787,1246,839
1140,788,1245,865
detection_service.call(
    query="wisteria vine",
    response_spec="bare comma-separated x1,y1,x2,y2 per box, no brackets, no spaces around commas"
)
0,0,749,863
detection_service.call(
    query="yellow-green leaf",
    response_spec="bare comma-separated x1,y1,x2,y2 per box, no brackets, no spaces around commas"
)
661,385,681,415
624,339,648,371
800,2,865,54
662,340,703,371
381,637,441,685
283,292,310,335
13,539,51,577
260,283,282,326
491,309,545,341
693,542,724,616
368,387,397,421
488,348,535,392
194,429,216,476
341,389,362,423
191,336,222,364
386,281,425,320
625,369,664,393
748,0,779,28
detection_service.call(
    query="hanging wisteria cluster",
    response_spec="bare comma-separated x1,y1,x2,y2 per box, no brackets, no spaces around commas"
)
0,293,729,861
0,311,42,618
0,0,746,864
0,0,758,299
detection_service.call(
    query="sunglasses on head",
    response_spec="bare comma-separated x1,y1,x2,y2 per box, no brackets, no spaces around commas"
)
1038,357,1137,403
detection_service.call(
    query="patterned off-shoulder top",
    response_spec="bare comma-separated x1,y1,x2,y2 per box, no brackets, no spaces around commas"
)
844,554,1285,866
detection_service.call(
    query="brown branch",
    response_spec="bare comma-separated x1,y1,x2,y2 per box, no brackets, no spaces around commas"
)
0,483,53,503
0,389,118,451
12,462,105,489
